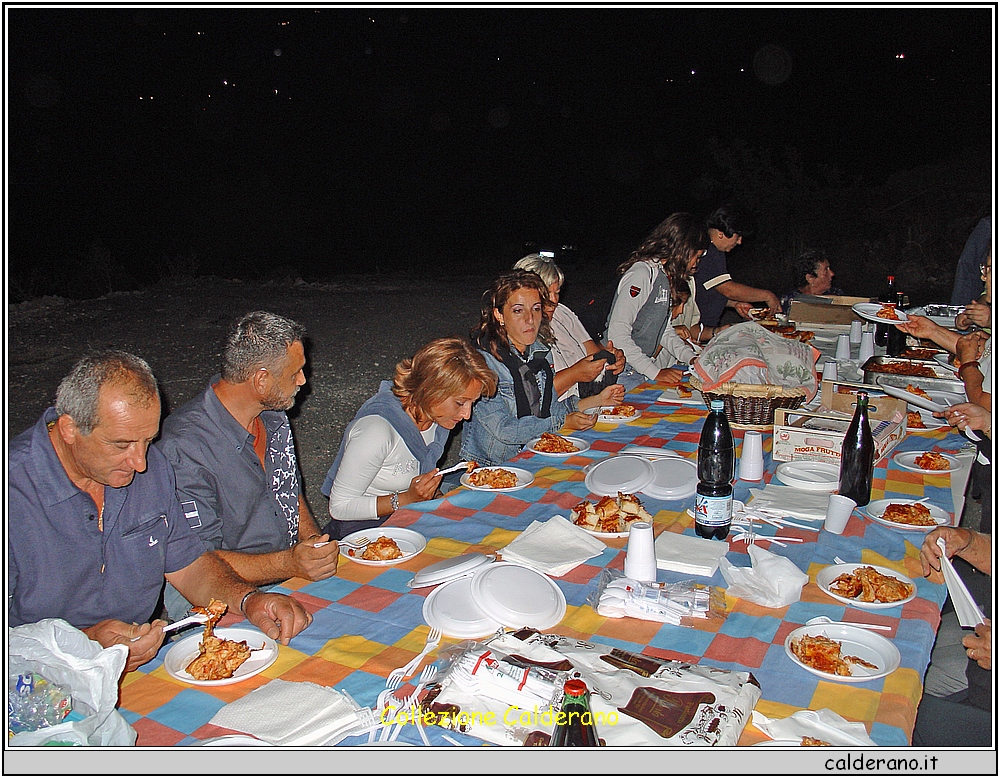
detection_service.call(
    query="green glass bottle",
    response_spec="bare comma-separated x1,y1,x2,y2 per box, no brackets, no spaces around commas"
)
549,679,601,747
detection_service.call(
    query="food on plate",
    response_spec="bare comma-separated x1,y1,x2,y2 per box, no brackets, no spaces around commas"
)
675,384,693,399
881,502,936,527
465,460,478,473
801,737,833,747
571,492,653,533
905,384,932,398
906,411,926,429
533,432,579,454
468,467,519,489
357,535,404,561
876,304,900,320
865,362,937,378
829,565,914,603
603,404,637,418
780,329,815,343
899,348,940,360
185,599,252,681
913,452,951,471
790,633,877,676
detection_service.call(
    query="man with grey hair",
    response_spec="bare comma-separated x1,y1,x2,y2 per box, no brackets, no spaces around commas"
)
9,350,312,673
157,311,339,619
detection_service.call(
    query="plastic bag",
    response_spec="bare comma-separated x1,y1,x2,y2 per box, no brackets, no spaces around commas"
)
588,568,726,622
719,544,808,608
8,619,136,746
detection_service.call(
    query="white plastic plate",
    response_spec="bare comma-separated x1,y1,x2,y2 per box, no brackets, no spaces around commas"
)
815,563,917,610
341,527,427,566
863,499,952,532
785,624,900,682
584,454,656,497
460,466,534,492
892,451,960,475
164,628,277,686
774,461,841,492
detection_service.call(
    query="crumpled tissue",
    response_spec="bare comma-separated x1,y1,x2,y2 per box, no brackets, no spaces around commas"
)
719,544,808,608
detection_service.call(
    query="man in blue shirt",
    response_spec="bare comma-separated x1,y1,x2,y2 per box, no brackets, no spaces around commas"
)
157,312,339,619
8,351,312,673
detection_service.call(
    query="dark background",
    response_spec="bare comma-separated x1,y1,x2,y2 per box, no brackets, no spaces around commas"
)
6,6,994,304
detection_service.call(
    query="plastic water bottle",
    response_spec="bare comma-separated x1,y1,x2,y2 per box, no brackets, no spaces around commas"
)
695,400,735,540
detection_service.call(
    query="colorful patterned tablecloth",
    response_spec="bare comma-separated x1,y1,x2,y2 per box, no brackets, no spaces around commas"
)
118,383,975,747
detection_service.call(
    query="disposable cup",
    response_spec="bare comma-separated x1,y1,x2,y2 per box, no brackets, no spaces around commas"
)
623,521,657,582
824,494,857,535
822,362,838,381
738,430,764,481
835,333,851,360
850,320,863,344
858,331,876,364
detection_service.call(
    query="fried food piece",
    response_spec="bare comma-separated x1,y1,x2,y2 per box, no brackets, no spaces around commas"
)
675,384,693,399
914,452,950,471
605,404,636,418
468,467,518,489
905,384,932,398
780,329,815,342
465,461,478,473
829,565,914,603
876,304,900,320
881,502,936,526
907,411,926,429
533,432,579,453
570,493,650,533
184,599,252,681
801,737,833,746
790,634,877,676
361,535,404,561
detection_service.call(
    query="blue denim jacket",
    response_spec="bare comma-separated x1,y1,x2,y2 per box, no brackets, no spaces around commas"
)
458,345,579,467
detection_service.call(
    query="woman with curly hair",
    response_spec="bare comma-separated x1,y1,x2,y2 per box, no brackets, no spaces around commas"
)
606,212,709,390
320,337,497,539
458,269,623,469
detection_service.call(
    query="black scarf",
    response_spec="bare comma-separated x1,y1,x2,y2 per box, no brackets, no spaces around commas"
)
498,345,553,419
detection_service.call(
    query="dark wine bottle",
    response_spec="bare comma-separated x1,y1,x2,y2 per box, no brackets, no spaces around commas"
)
874,275,895,346
838,391,875,506
885,292,907,356
549,679,601,747
695,399,735,539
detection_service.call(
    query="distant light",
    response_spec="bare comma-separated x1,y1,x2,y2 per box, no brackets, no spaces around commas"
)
279,21,289,26
274,89,279,94
691,69,696,75
222,80,228,85
274,48,282,56
740,68,745,72
895,53,905,59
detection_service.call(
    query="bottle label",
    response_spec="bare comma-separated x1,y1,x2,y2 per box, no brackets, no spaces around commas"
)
695,493,732,526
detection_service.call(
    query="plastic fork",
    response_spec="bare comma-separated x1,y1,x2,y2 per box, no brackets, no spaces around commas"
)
387,627,442,687
368,676,402,744
386,664,438,743
806,615,892,632
162,611,211,634
437,461,472,476
311,535,369,549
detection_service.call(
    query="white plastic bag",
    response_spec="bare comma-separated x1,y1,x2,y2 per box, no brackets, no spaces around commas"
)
719,544,808,608
8,619,137,746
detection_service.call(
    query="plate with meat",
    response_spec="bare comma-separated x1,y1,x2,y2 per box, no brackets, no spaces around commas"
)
656,385,703,406
815,563,917,610
593,404,642,423
875,380,964,413
526,433,590,457
784,624,900,682
164,627,278,686
893,450,961,474
569,492,654,538
852,303,910,324
863,499,952,532
906,411,947,432
341,527,427,566
461,466,534,492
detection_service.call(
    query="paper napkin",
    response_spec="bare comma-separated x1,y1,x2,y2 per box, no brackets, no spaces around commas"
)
937,538,986,628
748,484,830,521
653,531,728,576
500,515,606,577
751,709,877,746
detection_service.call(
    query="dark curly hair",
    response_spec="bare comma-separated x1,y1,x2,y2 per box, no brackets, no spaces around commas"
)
791,249,829,290
617,212,708,300
470,269,554,360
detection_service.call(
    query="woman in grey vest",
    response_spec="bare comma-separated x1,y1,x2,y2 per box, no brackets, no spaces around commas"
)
606,212,709,391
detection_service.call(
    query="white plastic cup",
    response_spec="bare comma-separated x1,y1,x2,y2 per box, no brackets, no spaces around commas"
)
835,333,851,360
824,494,857,535
822,361,838,382
738,430,764,481
623,521,657,582
850,320,863,344
858,331,876,364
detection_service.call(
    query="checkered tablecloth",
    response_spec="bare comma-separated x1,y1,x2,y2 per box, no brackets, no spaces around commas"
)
118,383,975,747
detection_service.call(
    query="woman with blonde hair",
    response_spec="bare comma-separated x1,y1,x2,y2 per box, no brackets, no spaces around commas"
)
321,337,497,539
458,270,623,468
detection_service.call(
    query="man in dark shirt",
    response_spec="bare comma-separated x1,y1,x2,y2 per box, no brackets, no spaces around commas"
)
8,351,312,672
694,205,780,328
157,311,339,619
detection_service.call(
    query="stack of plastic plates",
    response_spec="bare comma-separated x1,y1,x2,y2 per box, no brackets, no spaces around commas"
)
774,461,840,492
406,552,495,589
584,454,656,496
640,457,698,501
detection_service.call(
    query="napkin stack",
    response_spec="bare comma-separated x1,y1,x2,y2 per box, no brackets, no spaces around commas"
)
938,537,986,627
499,515,605,576
748,484,829,521
208,679,375,746
751,709,877,746
654,531,728,576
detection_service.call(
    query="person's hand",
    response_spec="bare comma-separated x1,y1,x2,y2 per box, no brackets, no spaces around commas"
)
596,383,625,406
291,534,340,581
763,291,781,315
674,325,692,342
956,300,991,330
603,340,626,375
243,592,312,645
405,470,444,505
963,619,991,670
655,367,686,385
734,302,754,320
563,411,597,432
920,526,976,582
571,353,608,384
894,314,942,341
83,619,167,674
938,402,992,434
955,330,988,364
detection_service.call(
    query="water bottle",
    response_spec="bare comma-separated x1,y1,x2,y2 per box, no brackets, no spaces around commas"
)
838,391,875,506
885,291,907,357
874,275,895,346
695,399,735,540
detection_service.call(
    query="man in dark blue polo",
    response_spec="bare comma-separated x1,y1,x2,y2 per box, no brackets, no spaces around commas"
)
8,351,312,673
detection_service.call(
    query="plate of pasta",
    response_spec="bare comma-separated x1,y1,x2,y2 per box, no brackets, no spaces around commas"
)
893,450,961,474
785,624,899,682
816,563,917,609
461,466,534,492
594,404,642,423
526,433,590,457
863,499,952,531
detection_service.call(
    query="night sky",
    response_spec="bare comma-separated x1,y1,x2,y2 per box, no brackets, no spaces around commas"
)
5,6,994,297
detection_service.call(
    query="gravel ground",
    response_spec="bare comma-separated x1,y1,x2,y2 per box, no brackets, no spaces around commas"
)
6,275,494,508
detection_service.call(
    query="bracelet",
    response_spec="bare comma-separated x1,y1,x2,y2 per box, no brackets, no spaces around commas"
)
390,491,400,512
239,589,262,614
959,360,981,374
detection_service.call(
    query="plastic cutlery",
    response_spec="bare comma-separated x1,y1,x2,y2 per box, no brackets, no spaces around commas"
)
834,556,847,565
386,664,438,742
437,461,472,476
806,615,892,632
388,627,442,687
162,612,211,634
312,535,369,550
369,677,402,743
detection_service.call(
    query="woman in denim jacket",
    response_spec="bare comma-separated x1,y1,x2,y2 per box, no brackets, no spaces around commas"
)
458,270,624,469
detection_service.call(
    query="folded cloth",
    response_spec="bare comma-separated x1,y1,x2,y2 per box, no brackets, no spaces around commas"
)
209,679,371,746
654,530,728,576
748,484,830,521
500,515,606,577
938,537,986,628
751,709,877,746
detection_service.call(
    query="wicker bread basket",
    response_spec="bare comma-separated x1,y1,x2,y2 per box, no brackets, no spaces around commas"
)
689,376,806,430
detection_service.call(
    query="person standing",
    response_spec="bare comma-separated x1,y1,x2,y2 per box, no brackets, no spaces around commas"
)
694,205,780,328
951,215,991,307
157,311,339,620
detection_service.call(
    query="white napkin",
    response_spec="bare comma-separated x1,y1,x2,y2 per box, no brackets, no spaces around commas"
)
748,484,830,521
937,538,986,628
752,709,877,746
500,515,606,577
654,531,728,576
209,679,372,746
719,544,808,608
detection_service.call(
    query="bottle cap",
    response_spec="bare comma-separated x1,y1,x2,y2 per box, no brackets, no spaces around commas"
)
564,679,588,696
710,399,724,411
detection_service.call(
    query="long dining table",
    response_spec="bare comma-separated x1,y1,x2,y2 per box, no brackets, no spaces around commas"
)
117,374,979,751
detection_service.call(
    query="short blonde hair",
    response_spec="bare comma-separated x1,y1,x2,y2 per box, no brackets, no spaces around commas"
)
513,254,564,289
393,337,497,424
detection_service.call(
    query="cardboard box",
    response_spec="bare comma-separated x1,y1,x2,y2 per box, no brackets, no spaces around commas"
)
790,295,873,325
772,380,907,464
